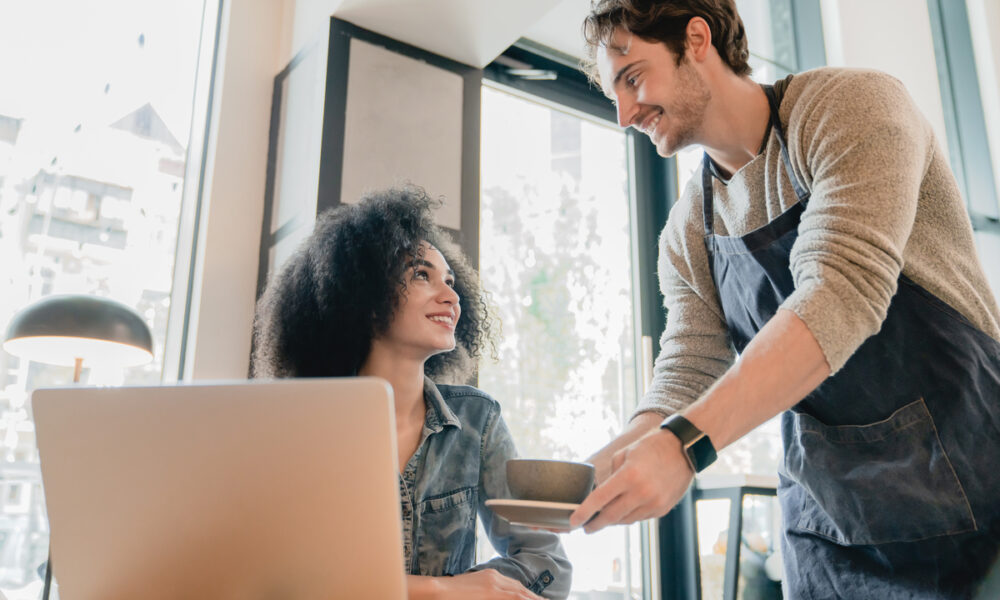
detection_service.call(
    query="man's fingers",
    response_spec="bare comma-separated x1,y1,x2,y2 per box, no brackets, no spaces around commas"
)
570,467,626,528
580,464,654,532
581,492,633,533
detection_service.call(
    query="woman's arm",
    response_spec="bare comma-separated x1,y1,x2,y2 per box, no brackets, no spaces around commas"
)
472,403,573,599
407,572,544,599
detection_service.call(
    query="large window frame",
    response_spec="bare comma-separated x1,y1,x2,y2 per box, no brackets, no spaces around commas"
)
483,39,673,600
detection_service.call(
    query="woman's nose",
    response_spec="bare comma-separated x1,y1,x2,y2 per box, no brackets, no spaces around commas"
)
439,283,459,305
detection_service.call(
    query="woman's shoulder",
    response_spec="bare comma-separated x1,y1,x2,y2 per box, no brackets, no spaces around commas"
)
435,383,499,407
433,383,503,425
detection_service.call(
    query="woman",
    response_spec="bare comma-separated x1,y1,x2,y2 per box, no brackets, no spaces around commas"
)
252,186,571,599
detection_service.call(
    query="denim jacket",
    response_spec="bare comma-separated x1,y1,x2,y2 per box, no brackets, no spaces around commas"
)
398,378,571,598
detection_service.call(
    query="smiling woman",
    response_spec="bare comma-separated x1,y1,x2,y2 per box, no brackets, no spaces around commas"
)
251,186,572,599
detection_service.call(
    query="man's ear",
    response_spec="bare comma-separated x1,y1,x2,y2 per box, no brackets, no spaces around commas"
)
685,16,713,62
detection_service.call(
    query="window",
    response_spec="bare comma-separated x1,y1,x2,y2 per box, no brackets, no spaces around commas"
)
0,1,212,590
478,71,648,598
928,0,1000,301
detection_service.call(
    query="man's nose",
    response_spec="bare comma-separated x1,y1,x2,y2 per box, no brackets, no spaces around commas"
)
616,95,637,128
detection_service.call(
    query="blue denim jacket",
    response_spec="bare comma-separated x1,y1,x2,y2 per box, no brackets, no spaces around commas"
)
398,378,571,598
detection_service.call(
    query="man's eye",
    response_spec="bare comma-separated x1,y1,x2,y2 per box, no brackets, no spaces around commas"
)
626,75,638,87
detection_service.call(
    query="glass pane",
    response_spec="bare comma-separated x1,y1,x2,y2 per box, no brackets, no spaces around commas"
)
478,84,643,599
695,498,731,600
738,0,798,78
696,494,783,600
737,495,783,600
0,1,208,593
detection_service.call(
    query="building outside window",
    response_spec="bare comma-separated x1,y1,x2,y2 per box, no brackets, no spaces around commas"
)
0,1,210,592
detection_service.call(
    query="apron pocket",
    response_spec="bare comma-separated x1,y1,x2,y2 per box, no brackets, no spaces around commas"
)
785,398,975,545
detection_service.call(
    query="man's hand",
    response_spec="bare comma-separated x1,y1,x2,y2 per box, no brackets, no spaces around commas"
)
585,412,664,484
571,426,693,533
407,570,543,599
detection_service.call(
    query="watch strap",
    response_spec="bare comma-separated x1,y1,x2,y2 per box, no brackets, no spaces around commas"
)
660,414,717,473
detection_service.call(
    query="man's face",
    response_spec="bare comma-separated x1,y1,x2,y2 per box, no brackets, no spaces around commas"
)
596,29,711,157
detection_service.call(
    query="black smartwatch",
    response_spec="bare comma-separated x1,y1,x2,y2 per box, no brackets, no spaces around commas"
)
660,414,717,473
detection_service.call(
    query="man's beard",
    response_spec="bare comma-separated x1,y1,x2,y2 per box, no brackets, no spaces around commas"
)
656,58,711,157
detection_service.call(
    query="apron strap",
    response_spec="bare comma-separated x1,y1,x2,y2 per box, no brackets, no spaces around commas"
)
701,84,811,236
762,84,811,203
702,153,716,236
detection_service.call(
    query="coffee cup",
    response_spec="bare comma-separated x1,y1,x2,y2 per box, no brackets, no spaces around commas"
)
506,458,595,504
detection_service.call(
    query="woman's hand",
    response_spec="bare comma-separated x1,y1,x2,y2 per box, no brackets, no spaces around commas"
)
407,570,543,599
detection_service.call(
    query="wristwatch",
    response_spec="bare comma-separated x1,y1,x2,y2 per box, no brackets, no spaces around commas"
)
660,414,717,473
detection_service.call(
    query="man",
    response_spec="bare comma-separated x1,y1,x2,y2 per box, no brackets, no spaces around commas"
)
569,0,1000,597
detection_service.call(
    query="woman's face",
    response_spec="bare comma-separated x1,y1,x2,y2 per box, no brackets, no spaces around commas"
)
381,243,461,358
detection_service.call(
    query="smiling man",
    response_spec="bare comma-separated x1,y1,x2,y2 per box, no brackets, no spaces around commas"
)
569,1,1000,597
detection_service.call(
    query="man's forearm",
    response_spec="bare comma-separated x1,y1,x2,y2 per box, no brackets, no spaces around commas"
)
683,308,831,450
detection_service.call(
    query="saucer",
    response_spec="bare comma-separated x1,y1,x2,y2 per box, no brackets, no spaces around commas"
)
485,499,580,530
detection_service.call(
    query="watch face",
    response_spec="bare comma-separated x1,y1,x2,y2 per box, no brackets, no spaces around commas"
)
661,415,716,472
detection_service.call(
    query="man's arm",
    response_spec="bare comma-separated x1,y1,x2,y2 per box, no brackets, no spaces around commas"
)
570,307,829,532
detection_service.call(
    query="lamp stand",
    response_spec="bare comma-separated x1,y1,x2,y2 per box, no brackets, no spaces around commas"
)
41,357,82,599
41,554,52,600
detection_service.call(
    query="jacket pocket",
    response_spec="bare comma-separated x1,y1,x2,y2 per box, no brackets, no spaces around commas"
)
415,486,477,575
784,398,975,545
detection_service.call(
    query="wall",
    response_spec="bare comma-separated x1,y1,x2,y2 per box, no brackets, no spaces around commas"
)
182,0,285,380
820,0,949,147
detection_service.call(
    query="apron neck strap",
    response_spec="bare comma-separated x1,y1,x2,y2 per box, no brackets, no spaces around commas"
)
702,83,810,236
762,84,810,202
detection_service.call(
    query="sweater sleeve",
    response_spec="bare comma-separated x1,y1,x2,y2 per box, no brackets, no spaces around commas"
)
632,178,736,419
781,71,934,372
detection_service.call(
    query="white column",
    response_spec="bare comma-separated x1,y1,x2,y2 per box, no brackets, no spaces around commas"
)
183,0,285,380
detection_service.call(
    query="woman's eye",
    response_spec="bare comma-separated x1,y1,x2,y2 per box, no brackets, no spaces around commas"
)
413,270,429,280
446,279,455,288
626,75,638,87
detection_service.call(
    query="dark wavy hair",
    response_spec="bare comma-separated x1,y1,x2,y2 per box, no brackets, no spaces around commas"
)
252,186,495,384
582,0,751,83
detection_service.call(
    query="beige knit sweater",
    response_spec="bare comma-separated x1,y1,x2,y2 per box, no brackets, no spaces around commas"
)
635,67,1000,418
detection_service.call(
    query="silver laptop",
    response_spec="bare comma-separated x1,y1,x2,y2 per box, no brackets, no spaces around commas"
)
32,377,406,600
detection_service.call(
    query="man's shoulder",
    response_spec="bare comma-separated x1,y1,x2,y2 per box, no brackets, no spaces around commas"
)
784,67,908,113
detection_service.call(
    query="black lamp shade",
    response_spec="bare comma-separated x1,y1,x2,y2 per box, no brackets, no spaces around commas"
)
3,294,154,367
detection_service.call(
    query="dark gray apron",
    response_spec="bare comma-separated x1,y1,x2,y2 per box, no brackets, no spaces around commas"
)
702,85,1000,598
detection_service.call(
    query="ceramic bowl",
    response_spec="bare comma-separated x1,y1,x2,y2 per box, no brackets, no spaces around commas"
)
506,459,595,504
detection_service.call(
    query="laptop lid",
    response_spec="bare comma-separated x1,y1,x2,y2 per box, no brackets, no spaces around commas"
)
33,377,405,600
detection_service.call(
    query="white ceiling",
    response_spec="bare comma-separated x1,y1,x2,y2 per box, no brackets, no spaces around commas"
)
523,0,593,60
327,0,592,68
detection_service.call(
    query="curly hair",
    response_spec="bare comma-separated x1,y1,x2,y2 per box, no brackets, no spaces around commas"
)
582,0,751,83
252,186,495,384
